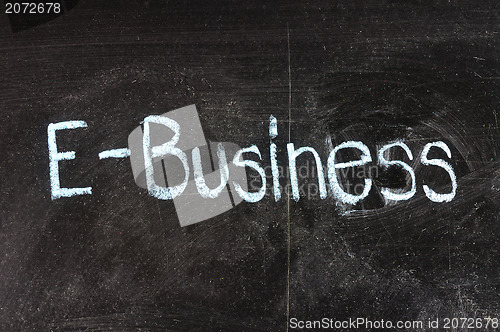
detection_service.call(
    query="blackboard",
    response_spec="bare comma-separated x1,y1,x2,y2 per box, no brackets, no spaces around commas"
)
1,0,499,330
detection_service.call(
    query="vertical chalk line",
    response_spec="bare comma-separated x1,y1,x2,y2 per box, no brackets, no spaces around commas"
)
286,22,291,332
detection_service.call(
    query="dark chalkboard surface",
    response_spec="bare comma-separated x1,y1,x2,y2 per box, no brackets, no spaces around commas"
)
1,0,499,330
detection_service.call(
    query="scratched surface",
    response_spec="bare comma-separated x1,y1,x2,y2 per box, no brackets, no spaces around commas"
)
1,0,500,330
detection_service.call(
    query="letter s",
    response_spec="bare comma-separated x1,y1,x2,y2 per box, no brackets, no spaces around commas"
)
232,145,266,203
378,141,416,201
421,141,457,202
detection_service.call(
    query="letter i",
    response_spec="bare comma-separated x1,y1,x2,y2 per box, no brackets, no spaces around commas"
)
269,115,281,201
